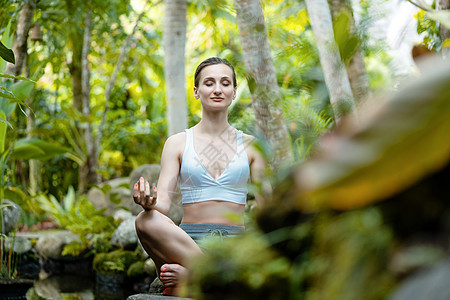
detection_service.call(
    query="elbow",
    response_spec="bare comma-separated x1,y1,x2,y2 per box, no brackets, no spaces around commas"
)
155,200,171,216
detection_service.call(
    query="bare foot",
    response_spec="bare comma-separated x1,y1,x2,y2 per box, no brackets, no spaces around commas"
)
160,263,188,287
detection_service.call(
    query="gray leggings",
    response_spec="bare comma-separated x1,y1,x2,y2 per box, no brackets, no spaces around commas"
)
179,223,245,250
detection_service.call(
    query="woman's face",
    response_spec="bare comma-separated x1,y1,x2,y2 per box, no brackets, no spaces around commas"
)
194,63,236,111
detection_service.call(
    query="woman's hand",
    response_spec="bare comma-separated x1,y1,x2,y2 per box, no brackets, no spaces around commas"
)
133,176,157,211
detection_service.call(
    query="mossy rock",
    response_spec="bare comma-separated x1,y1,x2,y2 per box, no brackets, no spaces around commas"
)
93,249,141,274
127,261,146,278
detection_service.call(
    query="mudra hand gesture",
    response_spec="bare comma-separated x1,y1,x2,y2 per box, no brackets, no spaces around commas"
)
133,176,157,211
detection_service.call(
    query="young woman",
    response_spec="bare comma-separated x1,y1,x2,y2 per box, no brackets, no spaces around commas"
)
133,57,265,295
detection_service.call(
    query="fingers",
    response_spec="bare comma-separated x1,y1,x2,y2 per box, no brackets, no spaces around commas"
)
133,182,139,201
152,185,157,200
133,177,157,210
139,177,145,201
145,181,151,198
133,177,150,201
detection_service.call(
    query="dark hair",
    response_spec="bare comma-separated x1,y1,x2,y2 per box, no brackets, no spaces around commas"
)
194,57,237,88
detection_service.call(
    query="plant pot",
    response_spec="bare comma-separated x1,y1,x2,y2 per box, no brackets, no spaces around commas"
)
0,278,34,299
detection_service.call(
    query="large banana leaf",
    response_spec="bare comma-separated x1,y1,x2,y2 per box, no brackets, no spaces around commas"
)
286,59,450,212
11,138,70,160
0,41,14,64
0,19,14,72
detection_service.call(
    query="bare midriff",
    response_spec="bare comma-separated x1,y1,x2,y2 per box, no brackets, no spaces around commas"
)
181,200,245,226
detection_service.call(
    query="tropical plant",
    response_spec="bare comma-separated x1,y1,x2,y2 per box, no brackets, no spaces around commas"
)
0,203,18,279
33,186,119,256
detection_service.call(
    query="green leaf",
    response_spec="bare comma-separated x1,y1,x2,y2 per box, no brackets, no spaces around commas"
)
0,86,19,101
100,184,112,195
3,186,27,204
0,110,6,153
0,116,13,129
11,138,70,160
10,80,35,102
0,19,14,72
109,192,121,205
0,73,35,83
0,40,14,64
11,143,45,159
333,11,360,63
62,186,76,212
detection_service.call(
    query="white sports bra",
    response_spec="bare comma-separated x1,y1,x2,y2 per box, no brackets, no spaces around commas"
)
179,127,250,205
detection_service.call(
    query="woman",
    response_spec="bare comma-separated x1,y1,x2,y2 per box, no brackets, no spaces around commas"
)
133,57,265,295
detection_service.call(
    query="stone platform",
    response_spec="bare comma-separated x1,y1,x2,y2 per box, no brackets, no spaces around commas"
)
127,294,193,300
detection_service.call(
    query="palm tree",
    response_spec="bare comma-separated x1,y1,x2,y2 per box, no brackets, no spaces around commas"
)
234,0,293,169
305,0,358,124
329,0,371,104
164,0,188,135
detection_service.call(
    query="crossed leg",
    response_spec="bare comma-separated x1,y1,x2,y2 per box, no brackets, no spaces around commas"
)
135,209,203,292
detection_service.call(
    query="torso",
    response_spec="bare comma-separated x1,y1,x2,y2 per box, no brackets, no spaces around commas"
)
177,126,253,226
182,201,245,225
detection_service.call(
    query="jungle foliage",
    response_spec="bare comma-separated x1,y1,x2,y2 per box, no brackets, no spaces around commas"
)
1,0,449,298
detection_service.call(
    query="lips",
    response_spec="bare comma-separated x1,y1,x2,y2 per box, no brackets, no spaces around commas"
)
211,97,224,101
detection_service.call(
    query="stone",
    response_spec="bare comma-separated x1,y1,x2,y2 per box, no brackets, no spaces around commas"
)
35,230,80,260
87,188,107,210
129,164,183,225
33,274,93,300
111,217,138,249
148,276,164,294
143,258,156,276
127,294,193,300
1,199,21,234
87,177,143,216
114,209,134,221
4,236,32,254
129,164,162,191
388,257,450,300
137,239,149,259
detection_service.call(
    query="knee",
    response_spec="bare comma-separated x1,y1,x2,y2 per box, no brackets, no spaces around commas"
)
135,210,164,238
135,210,152,236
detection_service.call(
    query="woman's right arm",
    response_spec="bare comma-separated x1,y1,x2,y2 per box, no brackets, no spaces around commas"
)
133,133,184,215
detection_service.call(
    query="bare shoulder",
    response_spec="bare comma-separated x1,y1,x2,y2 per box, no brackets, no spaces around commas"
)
166,131,186,145
163,131,186,157
242,133,257,147
241,132,261,162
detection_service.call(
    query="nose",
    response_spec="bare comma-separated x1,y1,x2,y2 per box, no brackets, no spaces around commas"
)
213,84,222,95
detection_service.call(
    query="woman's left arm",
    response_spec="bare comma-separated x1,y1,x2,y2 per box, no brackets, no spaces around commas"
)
244,134,271,205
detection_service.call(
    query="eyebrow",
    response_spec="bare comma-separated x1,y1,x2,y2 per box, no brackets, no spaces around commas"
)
203,76,231,81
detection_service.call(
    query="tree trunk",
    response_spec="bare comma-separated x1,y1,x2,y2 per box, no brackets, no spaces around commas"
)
164,0,188,136
4,1,39,193
329,0,371,104
66,0,83,113
79,13,98,192
305,0,358,125
4,0,36,76
68,35,83,112
26,107,42,195
437,0,450,60
234,0,293,169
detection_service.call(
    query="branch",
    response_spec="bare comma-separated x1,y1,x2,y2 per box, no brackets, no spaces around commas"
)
96,0,159,151
405,0,432,12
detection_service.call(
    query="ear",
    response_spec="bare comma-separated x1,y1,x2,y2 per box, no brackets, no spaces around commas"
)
194,87,200,99
233,88,237,100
